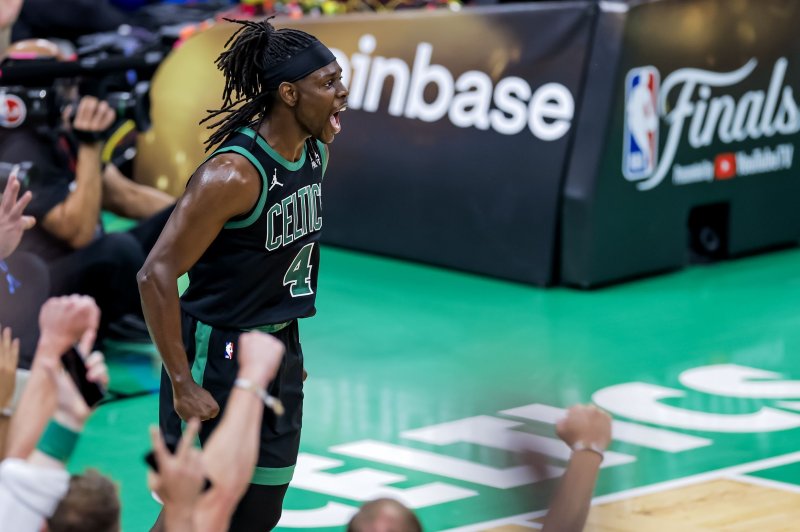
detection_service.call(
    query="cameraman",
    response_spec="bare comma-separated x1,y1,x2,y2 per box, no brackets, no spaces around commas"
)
0,39,174,346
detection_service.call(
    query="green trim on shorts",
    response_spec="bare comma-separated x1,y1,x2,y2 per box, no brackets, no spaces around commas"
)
181,322,212,440
191,322,212,387
251,464,296,485
250,321,292,334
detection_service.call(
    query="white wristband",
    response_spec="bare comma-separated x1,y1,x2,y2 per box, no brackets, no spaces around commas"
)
572,441,605,461
0,406,13,418
233,378,285,416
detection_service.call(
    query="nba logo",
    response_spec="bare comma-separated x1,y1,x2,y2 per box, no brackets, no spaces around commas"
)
225,341,234,360
623,66,660,181
0,93,27,129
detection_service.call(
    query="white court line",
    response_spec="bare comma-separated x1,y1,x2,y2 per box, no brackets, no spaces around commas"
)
504,520,542,530
729,473,800,495
442,450,800,531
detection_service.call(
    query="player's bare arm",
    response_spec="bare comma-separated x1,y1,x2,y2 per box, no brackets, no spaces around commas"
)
137,154,261,421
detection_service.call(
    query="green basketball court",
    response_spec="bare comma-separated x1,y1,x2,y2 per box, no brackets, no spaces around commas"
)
71,244,800,530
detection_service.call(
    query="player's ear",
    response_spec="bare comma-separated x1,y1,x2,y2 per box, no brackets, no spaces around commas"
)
278,82,298,107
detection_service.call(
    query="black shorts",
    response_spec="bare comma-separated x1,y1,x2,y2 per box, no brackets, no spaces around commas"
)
159,309,304,485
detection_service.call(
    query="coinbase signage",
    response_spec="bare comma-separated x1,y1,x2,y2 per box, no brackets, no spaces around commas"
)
329,35,575,139
306,4,594,285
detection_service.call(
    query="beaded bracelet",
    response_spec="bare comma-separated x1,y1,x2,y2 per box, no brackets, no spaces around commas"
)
233,378,285,416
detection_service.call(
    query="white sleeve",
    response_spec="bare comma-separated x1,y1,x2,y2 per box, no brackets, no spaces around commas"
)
0,458,71,531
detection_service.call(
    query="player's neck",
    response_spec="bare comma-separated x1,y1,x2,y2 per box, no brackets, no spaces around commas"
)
257,111,309,163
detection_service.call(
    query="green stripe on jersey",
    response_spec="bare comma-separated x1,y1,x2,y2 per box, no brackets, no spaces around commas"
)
209,145,269,230
238,127,307,171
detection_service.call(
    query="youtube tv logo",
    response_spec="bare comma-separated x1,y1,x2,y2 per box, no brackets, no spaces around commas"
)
714,153,737,180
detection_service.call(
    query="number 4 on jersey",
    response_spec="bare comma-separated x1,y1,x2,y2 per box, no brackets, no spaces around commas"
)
284,243,315,297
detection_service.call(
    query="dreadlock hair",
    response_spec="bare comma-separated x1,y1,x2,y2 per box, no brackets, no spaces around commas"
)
201,18,320,151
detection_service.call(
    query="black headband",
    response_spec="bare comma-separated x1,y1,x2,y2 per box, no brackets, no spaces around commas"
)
261,41,336,91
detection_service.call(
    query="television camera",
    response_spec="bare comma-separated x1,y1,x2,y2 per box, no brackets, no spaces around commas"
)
0,27,169,135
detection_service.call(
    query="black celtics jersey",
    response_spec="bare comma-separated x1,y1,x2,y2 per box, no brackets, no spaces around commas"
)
180,127,327,329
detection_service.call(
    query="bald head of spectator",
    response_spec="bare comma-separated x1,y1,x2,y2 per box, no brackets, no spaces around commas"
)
347,498,422,532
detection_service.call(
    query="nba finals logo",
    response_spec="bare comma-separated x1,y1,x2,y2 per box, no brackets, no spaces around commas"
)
623,66,659,182
622,59,799,191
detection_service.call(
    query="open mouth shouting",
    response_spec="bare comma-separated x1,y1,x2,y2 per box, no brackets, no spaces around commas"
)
329,104,347,135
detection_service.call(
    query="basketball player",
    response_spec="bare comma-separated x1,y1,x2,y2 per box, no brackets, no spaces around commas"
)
137,18,348,531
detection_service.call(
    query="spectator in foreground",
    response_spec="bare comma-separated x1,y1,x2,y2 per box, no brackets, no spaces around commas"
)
348,404,612,532
149,330,286,532
0,165,43,453
0,168,48,368
0,295,116,531
348,498,423,532
0,326,19,458
540,404,611,532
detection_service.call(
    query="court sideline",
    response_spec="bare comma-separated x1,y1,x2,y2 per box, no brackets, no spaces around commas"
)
72,244,800,530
